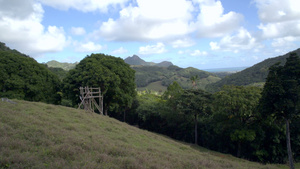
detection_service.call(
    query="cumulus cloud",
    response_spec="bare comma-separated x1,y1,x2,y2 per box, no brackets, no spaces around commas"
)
111,47,128,54
37,0,129,12
192,0,243,38
97,0,194,41
139,43,167,55
190,50,208,56
0,0,35,19
210,28,261,52
96,0,243,41
74,41,103,52
254,0,300,23
171,38,195,48
71,27,86,36
0,0,67,56
254,0,300,39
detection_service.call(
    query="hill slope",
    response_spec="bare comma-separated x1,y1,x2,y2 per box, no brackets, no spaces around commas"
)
46,60,78,71
0,100,285,169
206,48,300,92
133,65,221,91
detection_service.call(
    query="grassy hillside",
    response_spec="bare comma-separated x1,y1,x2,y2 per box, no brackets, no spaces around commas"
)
206,48,300,92
0,100,288,169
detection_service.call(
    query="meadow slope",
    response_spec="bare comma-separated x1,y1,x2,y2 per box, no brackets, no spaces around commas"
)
0,100,288,169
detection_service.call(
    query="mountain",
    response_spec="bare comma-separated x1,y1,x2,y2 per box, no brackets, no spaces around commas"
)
0,100,283,168
155,61,173,67
124,55,151,65
206,48,300,92
133,65,221,92
46,60,78,71
124,55,173,67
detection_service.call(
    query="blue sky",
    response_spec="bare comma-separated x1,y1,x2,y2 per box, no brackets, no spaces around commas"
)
1,0,300,69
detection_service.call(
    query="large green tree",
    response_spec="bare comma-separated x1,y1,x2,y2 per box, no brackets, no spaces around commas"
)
213,85,261,157
259,52,300,169
0,50,61,104
63,53,136,115
176,89,211,144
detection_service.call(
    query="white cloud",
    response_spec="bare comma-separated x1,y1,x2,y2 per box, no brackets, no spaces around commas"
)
258,21,300,39
0,0,35,19
111,47,128,54
254,0,300,39
37,0,129,12
97,0,194,41
0,1,67,56
190,50,207,56
139,43,167,55
96,0,243,41
210,28,261,52
192,0,243,38
254,0,300,23
74,41,103,52
209,42,220,50
71,27,86,36
171,38,195,48
178,50,184,54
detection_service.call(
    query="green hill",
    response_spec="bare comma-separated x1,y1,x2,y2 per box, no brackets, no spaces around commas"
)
206,48,300,92
46,60,78,71
45,56,220,92
0,100,287,169
134,65,221,91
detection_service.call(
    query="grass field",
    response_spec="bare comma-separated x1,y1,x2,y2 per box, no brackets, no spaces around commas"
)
138,81,167,93
0,100,290,168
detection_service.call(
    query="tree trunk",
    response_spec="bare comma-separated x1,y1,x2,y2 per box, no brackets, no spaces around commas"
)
123,110,126,122
237,141,241,158
286,118,294,169
195,114,198,145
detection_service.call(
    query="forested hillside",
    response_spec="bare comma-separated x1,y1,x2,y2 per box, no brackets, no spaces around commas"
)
0,43,61,104
133,65,221,91
45,56,221,92
206,48,300,92
46,60,78,71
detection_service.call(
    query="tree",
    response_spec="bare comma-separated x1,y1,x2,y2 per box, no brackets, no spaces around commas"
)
190,75,199,89
213,85,261,157
259,52,300,169
63,53,136,115
176,89,211,144
162,81,183,99
0,49,61,104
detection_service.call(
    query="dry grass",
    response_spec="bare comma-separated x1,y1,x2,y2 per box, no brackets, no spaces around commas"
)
0,100,289,169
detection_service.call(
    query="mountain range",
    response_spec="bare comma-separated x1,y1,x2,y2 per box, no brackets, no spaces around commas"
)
44,48,300,92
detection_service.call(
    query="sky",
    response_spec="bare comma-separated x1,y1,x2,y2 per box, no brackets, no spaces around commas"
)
0,0,300,69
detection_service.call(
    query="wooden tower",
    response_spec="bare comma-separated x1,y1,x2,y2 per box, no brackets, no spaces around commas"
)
78,87,103,115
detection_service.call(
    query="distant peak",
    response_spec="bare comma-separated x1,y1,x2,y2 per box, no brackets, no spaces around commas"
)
124,55,174,67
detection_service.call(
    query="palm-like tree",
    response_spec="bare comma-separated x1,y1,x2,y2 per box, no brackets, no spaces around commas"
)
190,75,199,89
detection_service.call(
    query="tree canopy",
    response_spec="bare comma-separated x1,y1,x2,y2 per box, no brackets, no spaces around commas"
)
0,49,61,104
259,52,300,169
63,53,136,115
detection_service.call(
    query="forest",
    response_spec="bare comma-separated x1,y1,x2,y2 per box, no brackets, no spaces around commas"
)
0,42,299,167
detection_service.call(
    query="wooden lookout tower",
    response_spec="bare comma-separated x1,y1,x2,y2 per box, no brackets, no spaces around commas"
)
78,87,103,115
